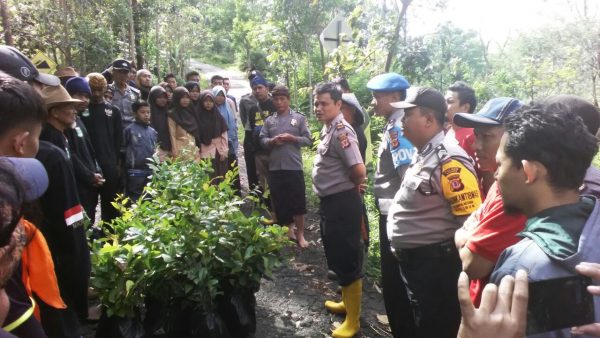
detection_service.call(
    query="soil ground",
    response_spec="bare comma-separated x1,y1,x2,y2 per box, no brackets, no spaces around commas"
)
253,214,392,337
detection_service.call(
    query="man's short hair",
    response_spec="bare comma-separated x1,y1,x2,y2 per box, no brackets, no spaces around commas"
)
504,104,598,190
163,73,176,81
223,77,230,82
132,100,150,113
314,82,342,102
185,71,200,81
211,75,224,84
271,85,290,98
448,81,477,114
0,71,46,136
539,95,600,135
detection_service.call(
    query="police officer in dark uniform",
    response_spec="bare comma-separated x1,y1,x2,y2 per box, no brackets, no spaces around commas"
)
366,73,415,337
387,87,482,338
312,82,366,338
109,59,140,130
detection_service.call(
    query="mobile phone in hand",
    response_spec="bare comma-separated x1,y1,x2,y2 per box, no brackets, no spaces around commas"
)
526,275,595,335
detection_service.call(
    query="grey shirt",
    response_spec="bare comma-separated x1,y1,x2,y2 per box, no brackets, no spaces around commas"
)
373,109,415,215
387,131,482,249
312,113,363,197
259,110,312,171
110,83,140,129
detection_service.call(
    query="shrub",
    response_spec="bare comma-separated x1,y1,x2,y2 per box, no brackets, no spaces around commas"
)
91,157,289,318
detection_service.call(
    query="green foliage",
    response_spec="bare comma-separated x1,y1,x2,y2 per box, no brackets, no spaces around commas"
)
91,157,289,317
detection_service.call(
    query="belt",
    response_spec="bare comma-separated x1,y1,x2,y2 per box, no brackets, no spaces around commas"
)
320,188,358,202
393,239,456,262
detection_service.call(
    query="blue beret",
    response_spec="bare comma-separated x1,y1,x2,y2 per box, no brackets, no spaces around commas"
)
366,73,410,92
251,76,268,88
65,77,91,96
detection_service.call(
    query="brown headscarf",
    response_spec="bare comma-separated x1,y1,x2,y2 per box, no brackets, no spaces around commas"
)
196,90,228,146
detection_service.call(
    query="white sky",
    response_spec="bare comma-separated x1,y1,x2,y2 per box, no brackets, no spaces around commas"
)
406,0,599,44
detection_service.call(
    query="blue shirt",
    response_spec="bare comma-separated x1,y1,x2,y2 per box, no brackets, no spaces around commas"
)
217,102,238,155
123,122,157,169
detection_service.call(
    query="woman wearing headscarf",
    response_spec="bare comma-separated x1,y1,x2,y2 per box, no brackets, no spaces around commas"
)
167,87,200,161
149,85,171,161
196,90,229,181
184,81,202,112
212,85,240,192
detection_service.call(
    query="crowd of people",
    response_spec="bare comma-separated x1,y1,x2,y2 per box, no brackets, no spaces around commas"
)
0,41,599,338
312,73,600,338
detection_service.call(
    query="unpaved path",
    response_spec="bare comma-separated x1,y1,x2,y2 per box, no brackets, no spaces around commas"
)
254,214,391,337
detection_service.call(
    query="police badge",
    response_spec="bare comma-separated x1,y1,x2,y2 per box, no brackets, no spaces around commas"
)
291,118,298,126
337,132,350,149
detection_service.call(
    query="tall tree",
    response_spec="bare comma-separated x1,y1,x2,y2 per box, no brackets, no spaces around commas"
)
0,0,12,45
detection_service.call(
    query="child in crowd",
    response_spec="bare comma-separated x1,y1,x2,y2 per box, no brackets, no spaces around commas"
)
149,86,172,161
123,100,157,201
168,87,200,161
197,91,229,182
184,81,201,112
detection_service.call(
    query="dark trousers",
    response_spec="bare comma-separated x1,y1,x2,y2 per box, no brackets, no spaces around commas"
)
243,134,259,190
78,185,98,224
319,189,364,287
99,171,120,224
378,214,415,338
395,239,462,338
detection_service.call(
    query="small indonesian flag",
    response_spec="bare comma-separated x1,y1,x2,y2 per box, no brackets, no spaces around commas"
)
64,204,84,227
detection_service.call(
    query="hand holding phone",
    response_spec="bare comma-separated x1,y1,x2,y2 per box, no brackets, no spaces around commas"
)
526,275,595,335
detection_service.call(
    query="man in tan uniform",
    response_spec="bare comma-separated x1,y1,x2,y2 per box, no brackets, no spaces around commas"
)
387,87,482,338
312,82,366,338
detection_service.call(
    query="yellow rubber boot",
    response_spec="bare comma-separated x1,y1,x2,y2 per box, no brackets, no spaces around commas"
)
332,279,362,338
324,298,346,314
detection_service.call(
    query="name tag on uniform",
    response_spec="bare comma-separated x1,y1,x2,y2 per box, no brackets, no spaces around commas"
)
75,127,84,138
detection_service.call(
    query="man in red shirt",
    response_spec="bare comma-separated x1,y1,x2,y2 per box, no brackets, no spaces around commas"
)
453,97,525,306
445,82,496,194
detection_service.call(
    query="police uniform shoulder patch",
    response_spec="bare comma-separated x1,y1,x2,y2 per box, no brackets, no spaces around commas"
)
337,132,350,148
336,121,345,130
440,158,482,216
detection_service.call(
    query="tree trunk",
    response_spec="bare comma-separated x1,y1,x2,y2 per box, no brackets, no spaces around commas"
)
132,0,144,68
155,15,160,79
60,0,72,65
0,0,13,46
128,0,136,62
317,33,326,73
384,0,411,72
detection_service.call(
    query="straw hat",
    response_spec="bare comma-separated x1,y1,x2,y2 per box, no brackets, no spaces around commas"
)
55,66,79,78
41,85,82,110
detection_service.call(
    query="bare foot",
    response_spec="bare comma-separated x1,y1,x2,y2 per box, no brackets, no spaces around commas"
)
288,227,297,241
297,236,309,248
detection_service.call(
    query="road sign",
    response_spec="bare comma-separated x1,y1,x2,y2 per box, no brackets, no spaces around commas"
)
320,13,353,53
31,51,57,74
